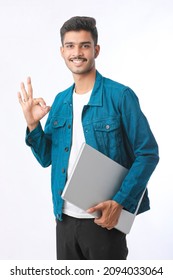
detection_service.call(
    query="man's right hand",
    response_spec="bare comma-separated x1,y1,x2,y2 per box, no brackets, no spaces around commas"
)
18,77,51,131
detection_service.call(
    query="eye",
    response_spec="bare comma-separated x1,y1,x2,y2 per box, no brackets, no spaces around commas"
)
65,44,74,49
82,44,90,49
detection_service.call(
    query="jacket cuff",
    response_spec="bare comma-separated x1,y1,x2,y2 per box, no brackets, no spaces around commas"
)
25,122,42,146
113,192,137,213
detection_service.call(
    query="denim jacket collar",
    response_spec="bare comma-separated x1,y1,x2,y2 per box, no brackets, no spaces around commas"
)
63,70,103,107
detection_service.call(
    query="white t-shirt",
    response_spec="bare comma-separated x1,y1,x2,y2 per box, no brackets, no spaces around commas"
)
63,89,93,218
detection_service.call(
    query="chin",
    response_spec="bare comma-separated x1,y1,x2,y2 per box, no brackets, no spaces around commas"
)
71,67,94,75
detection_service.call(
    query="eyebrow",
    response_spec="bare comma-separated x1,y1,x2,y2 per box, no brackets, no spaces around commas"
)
64,41,92,45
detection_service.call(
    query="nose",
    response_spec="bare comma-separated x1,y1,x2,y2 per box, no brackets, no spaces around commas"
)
72,45,83,57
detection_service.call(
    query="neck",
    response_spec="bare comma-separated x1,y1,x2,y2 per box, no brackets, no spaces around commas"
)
73,68,96,94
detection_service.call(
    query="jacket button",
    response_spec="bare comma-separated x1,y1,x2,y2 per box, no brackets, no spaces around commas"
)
68,124,71,129
106,125,110,130
62,168,65,173
54,121,58,126
28,137,32,143
64,147,69,152
58,190,62,195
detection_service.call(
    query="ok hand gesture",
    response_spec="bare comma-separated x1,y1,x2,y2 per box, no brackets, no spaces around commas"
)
18,77,51,131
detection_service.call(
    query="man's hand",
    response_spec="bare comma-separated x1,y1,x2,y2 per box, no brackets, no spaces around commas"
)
18,77,51,131
87,200,123,230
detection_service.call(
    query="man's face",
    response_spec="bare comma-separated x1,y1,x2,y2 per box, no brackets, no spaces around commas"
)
60,30,100,75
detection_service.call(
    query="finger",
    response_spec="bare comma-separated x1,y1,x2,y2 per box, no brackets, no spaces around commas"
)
94,215,105,223
87,207,96,213
94,219,107,228
20,82,29,102
18,92,24,106
42,106,51,114
107,227,113,230
87,202,104,213
33,98,47,108
27,77,33,98
95,218,112,229
33,98,51,115
94,219,103,226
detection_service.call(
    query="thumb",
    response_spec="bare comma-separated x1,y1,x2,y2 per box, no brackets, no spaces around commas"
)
44,106,51,113
41,106,51,115
87,202,104,213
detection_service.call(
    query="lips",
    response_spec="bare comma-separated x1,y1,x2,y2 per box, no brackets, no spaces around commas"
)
70,57,87,64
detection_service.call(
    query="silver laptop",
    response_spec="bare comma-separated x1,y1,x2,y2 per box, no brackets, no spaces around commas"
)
62,143,144,234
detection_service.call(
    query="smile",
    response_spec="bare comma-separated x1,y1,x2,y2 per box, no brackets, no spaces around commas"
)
70,58,87,64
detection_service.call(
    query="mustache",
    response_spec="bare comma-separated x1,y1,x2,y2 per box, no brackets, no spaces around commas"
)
70,56,87,61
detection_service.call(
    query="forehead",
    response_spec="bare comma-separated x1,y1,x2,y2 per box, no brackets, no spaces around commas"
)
63,30,94,44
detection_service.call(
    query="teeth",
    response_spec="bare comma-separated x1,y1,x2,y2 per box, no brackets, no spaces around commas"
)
70,58,86,62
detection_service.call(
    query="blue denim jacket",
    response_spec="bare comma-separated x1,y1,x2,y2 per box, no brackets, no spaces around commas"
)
26,71,159,220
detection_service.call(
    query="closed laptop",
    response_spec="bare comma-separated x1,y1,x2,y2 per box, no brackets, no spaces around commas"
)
62,143,142,234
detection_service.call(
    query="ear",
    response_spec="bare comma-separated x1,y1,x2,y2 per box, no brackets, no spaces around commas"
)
60,46,64,58
94,45,100,58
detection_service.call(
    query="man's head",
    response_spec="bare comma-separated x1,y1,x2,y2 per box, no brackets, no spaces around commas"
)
60,16,100,76
60,16,98,46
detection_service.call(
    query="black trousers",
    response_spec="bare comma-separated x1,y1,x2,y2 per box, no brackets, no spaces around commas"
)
56,214,128,260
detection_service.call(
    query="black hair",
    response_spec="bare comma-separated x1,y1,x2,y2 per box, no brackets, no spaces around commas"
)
60,16,98,45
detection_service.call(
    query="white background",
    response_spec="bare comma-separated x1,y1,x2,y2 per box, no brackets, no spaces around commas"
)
0,0,172,260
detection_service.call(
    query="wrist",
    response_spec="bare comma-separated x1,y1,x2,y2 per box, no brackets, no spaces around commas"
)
112,200,123,209
27,122,39,132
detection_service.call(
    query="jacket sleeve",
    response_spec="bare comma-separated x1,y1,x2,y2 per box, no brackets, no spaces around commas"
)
112,88,159,212
25,111,53,168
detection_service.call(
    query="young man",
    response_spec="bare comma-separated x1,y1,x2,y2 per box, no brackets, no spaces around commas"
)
18,16,159,260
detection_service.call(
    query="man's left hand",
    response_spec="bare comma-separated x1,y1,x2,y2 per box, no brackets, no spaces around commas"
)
87,200,123,230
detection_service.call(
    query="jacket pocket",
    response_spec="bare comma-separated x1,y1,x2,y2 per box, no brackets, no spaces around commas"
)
51,117,66,145
93,118,121,155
